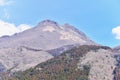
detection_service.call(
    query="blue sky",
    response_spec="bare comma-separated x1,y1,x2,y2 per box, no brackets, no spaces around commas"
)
0,0,120,47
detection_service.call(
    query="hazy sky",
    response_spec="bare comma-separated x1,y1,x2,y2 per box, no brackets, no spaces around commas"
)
0,0,120,47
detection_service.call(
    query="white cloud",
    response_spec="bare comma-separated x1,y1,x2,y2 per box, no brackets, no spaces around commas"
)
18,24,31,32
0,20,32,37
0,0,13,6
112,26,120,40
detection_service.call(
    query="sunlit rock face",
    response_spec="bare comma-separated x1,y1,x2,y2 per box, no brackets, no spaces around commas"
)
78,49,116,80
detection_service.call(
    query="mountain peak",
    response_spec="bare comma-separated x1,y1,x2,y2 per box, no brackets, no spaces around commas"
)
38,20,58,26
63,23,76,30
0,19,96,73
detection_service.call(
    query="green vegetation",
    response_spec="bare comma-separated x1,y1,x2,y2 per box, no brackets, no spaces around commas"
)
5,45,111,80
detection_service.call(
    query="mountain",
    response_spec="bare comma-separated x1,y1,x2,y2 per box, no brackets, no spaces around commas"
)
0,20,95,50
0,20,119,80
6,45,115,80
0,20,96,72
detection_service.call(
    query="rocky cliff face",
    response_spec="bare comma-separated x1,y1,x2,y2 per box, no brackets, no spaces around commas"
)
78,49,116,80
112,46,120,80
